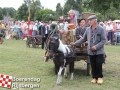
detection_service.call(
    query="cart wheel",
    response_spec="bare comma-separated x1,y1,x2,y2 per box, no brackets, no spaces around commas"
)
32,42,36,48
26,40,30,48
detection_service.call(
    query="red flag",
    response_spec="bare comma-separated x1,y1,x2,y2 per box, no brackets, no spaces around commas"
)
0,74,12,89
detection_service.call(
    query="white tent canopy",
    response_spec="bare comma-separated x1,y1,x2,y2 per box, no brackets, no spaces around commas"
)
114,20,120,23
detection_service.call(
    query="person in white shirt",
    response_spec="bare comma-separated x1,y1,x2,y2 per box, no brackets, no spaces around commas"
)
106,21,113,43
32,22,38,36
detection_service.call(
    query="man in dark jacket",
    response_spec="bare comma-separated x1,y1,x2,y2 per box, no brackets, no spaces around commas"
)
41,22,50,49
72,15,107,84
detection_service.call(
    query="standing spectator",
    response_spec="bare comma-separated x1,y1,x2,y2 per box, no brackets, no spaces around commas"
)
18,22,22,39
112,21,117,43
32,22,38,36
6,23,12,39
63,21,69,32
28,21,33,36
58,21,64,39
99,22,106,30
41,22,50,49
12,21,20,40
38,21,43,35
21,21,28,39
71,15,106,84
106,21,113,44
0,21,6,38
0,21,5,44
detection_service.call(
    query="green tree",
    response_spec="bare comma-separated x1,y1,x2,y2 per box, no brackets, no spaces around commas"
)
56,3,63,19
82,0,120,20
16,4,28,20
105,4,120,20
2,7,16,18
17,0,42,20
36,9,55,21
84,0,120,15
30,0,42,20
17,0,54,21
82,0,93,12
0,7,3,20
63,0,82,15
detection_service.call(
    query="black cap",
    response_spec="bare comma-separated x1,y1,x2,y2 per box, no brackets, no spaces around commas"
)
87,15,97,20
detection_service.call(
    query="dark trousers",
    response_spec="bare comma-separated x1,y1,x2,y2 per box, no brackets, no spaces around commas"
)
41,34,48,49
89,54,104,79
108,31,113,43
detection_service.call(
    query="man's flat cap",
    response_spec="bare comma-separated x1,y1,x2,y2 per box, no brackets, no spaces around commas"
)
87,15,97,20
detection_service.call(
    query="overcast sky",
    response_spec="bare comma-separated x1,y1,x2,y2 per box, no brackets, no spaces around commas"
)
0,0,65,11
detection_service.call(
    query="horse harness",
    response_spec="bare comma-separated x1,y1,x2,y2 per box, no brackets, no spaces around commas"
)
54,45,75,64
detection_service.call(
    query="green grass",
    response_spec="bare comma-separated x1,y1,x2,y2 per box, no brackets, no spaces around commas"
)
0,40,120,90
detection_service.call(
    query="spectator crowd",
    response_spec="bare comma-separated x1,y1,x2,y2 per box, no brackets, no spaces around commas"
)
0,19,120,46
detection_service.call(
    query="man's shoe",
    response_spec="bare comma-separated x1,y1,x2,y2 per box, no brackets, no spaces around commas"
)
97,78,103,84
91,78,97,84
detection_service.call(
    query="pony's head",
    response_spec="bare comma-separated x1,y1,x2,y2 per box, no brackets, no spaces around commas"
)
44,30,60,62
48,35,60,58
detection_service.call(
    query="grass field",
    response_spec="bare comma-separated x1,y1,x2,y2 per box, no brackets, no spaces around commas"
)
0,40,120,90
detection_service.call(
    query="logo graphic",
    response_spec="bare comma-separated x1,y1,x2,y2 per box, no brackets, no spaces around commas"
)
0,74,12,89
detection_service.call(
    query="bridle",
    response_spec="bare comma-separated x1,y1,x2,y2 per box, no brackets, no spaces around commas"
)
44,29,59,57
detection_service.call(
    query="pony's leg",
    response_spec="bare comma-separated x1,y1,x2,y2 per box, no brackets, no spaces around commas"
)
69,61,74,80
63,59,67,78
64,66,67,78
56,66,63,85
55,65,59,75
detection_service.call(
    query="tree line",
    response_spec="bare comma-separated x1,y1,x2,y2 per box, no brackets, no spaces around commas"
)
0,0,120,21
